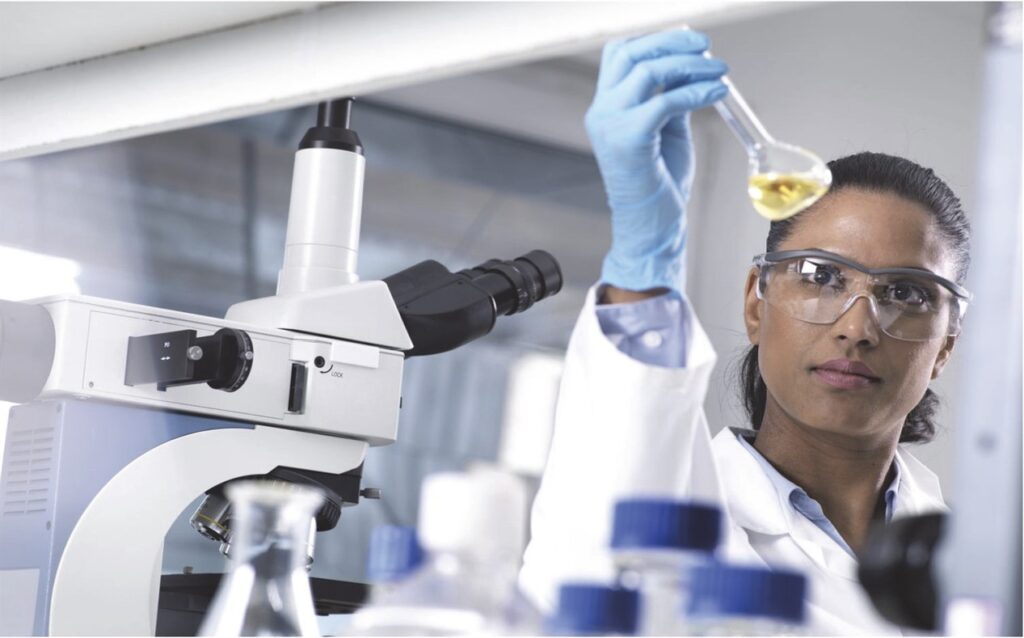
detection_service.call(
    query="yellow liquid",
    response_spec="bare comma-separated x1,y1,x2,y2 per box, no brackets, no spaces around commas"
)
748,173,829,221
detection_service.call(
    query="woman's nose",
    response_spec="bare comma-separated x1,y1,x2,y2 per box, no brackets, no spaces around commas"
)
831,294,881,346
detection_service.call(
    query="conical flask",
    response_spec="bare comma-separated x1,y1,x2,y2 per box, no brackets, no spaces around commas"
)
700,49,832,220
198,480,323,637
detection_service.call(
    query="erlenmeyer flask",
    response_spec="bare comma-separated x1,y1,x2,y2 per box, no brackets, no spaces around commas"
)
706,56,832,220
198,480,323,637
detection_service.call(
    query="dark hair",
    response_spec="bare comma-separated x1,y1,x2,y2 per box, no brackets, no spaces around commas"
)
740,152,971,443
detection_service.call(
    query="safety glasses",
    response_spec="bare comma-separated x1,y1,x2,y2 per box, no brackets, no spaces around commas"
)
753,249,971,342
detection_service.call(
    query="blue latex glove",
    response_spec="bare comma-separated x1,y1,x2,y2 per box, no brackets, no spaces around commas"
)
585,30,729,292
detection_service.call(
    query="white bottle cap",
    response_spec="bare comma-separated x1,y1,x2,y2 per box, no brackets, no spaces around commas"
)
418,467,527,563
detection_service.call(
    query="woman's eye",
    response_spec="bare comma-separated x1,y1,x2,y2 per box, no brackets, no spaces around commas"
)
801,265,841,287
792,260,843,288
887,283,930,306
812,269,834,285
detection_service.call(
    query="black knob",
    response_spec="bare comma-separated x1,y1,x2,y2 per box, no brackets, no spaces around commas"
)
205,328,254,392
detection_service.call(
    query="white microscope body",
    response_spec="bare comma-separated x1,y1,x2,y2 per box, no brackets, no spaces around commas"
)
0,99,561,636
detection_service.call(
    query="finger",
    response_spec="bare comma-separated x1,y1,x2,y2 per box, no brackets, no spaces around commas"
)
604,54,728,109
632,79,728,134
596,38,629,91
599,30,712,91
661,113,694,186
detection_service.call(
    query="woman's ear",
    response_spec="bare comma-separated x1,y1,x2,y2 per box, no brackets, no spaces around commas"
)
743,267,761,346
931,335,957,380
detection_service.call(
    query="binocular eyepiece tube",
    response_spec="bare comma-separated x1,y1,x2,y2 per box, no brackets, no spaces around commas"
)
457,250,563,316
384,249,563,358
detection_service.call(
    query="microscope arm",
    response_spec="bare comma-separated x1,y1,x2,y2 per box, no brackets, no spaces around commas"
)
48,426,366,636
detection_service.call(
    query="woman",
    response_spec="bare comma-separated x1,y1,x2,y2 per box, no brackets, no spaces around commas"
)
519,30,969,634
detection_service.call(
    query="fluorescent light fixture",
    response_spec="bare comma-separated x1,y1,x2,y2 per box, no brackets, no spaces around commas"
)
0,244,81,300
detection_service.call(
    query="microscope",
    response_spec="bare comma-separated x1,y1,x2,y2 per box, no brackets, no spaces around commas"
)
0,99,562,636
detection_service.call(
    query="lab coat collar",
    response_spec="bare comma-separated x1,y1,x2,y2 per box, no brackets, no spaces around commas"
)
714,428,857,580
714,427,948,580
713,428,789,536
714,428,947,526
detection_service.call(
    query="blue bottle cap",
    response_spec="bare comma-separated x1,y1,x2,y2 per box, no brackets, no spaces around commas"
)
687,562,807,624
366,525,424,583
611,498,721,552
547,583,640,636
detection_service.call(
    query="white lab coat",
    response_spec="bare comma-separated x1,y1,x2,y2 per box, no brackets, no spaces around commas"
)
520,286,948,635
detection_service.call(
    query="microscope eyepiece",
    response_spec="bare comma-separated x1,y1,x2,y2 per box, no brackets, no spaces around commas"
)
299,98,362,154
460,250,563,316
317,98,354,129
384,250,563,357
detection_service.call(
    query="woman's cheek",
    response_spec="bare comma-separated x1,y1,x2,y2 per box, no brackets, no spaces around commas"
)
888,343,940,412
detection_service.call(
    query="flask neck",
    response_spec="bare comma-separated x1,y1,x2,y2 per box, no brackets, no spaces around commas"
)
230,504,316,575
199,483,323,637
713,77,776,160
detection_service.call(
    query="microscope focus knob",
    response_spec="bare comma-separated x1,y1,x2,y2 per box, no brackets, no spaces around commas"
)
206,328,255,392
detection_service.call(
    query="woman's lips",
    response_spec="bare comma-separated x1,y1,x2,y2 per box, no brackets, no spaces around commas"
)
812,368,878,389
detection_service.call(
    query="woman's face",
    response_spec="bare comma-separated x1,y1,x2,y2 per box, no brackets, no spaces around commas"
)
743,187,960,445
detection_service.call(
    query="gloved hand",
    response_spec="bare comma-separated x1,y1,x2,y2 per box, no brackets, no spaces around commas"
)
585,30,728,293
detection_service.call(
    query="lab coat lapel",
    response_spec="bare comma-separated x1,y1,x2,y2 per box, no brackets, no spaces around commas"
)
716,430,948,583
713,429,859,581
788,516,859,582
892,447,948,517
712,428,788,535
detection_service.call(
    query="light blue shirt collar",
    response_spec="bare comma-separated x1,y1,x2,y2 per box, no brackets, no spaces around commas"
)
736,433,901,558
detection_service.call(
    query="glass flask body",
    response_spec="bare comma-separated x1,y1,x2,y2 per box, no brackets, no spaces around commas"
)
198,481,324,637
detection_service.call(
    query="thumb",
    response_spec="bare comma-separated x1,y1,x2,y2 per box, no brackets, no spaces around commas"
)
661,113,695,190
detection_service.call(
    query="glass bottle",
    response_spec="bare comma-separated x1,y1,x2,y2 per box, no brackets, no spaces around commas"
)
199,480,324,637
348,467,542,635
610,498,721,635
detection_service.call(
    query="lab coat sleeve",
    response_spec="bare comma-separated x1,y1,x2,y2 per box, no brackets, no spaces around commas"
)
594,288,690,367
519,284,723,612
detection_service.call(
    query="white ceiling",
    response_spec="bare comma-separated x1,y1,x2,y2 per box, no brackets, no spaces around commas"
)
0,2,317,79
368,57,601,154
0,1,811,160
0,2,800,81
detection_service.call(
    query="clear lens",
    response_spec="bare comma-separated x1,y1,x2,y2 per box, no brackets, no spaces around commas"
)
759,257,959,341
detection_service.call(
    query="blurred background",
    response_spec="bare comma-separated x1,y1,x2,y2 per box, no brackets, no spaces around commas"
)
0,1,1015,592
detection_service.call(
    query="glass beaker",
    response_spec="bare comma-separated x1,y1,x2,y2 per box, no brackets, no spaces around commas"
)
705,53,832,220
198,480,324,637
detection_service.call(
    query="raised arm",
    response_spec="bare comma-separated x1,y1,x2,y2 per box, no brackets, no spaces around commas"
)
520,31,729,611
